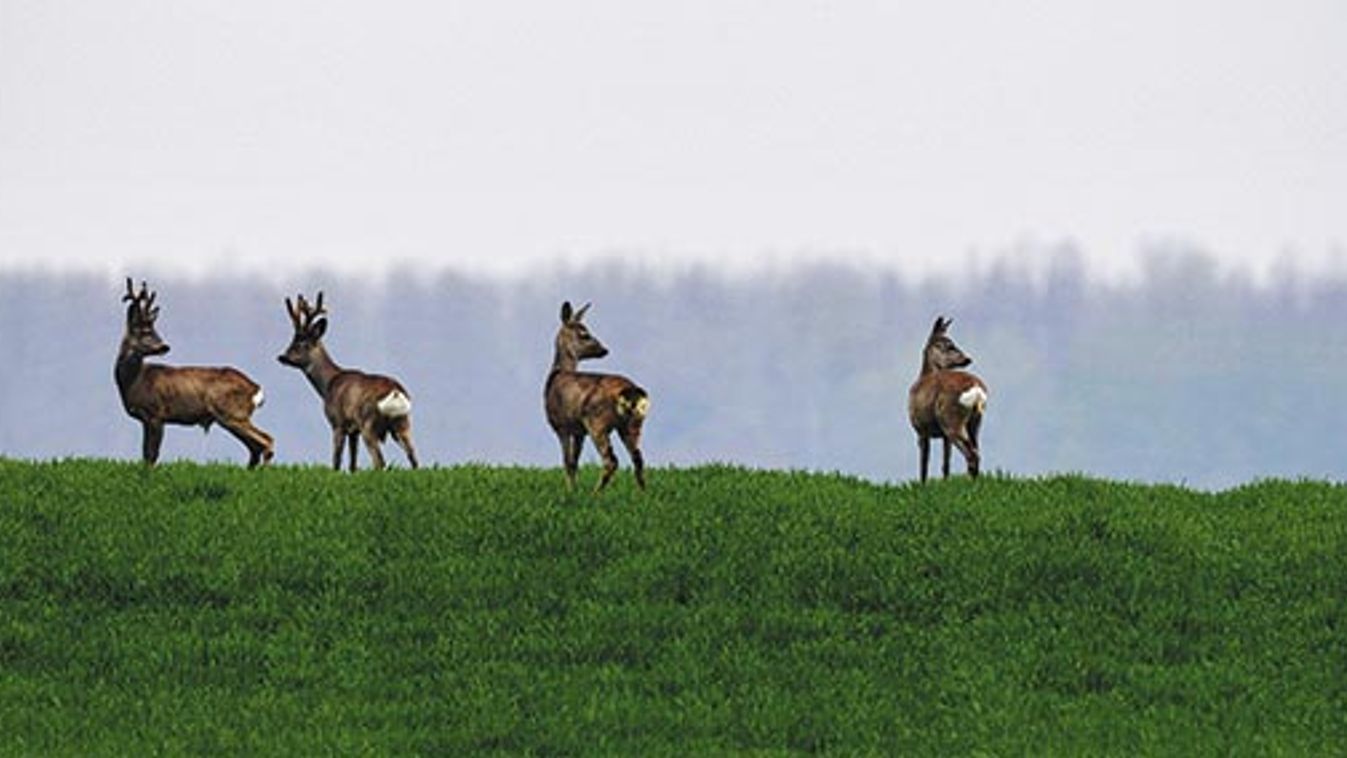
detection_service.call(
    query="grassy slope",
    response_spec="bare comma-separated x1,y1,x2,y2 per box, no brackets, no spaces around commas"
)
1,460,1345,754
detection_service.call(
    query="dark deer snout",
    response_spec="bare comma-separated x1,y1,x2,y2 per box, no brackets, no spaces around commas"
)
136,334,169,357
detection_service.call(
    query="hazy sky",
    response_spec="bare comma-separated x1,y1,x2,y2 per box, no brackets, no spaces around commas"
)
2,1,1344,281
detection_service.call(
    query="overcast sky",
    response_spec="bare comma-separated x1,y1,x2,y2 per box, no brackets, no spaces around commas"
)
2,1,1344,281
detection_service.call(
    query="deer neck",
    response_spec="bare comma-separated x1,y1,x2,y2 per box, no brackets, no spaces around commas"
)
303,344,344,398
551,346,579,375
114,342,146,397
919,350,939,379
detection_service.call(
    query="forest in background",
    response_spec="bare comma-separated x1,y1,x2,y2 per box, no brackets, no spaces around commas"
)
2,246,1344,489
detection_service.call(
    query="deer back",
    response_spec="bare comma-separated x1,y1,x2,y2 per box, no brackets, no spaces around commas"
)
546,370,644,433
325,370,412,430
909,370,986,437
128,365,262,423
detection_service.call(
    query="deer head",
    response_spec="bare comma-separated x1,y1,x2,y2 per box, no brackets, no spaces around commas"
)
278,292,329,369
121,278,169,357
922,316,972,373
555,301,608,365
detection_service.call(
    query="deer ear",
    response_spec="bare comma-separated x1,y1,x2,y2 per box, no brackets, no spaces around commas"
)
560,301,573,323
930,316,947,336
310,318,328,340
573,302,592,322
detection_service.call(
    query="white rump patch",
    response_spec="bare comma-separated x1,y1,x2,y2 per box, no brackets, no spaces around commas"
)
616,393,651,419
253,389,265,409
959,386,988,412
377,390,412,418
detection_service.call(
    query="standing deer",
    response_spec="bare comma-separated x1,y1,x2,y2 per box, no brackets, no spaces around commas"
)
908,316,988,482
277,292,419,471
115,278,274,467
545,301,650,492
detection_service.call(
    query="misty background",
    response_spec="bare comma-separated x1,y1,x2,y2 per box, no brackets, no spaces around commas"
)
3,4,1343,489
1,246,1343,490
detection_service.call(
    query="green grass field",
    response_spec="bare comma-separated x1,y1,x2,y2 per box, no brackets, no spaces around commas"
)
2,460,1345,754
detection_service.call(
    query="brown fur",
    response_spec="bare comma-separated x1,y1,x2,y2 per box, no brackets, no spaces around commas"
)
115,279,274,467
545,301,648,492
908,316,988,481
278,292,419,471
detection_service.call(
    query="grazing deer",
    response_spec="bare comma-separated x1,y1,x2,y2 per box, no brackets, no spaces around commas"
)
278,292,419,471
908,316,988,482
545,301,650,492
115,278,274,467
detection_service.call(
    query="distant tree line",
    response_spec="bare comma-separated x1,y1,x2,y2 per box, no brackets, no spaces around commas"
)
1,246,1344,488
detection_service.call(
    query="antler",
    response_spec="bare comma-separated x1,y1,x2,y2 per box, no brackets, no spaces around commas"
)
288,291,328,333
123,277,159,322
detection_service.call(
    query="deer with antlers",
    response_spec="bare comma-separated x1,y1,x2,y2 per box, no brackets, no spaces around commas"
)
908,316,988,482
545,301,650,492
278,292,419,471
115,278,274,467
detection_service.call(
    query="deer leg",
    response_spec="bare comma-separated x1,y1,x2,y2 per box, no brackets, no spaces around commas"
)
558,432,583,489
244,423,273,468
244,421,273,467
589,429,619,493
348,433,359,472
142,421,164,466
942,438,952,479
395,432,419,469
392,420,419,469
618,423,645,490
917,435,930,483
257,426,275,465
330,428,345,471
360,425,387,470
555,433,570,486
220,419,272,469
948,431,980,478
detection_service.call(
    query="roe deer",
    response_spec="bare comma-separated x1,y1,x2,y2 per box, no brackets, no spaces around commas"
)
545,301,649,492
908,316,988,481
115,278,274,467
277,292,419,471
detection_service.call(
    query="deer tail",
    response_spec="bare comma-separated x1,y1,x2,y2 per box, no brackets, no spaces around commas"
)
959,386,987,415
377,389,413,418
616,386,650,420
